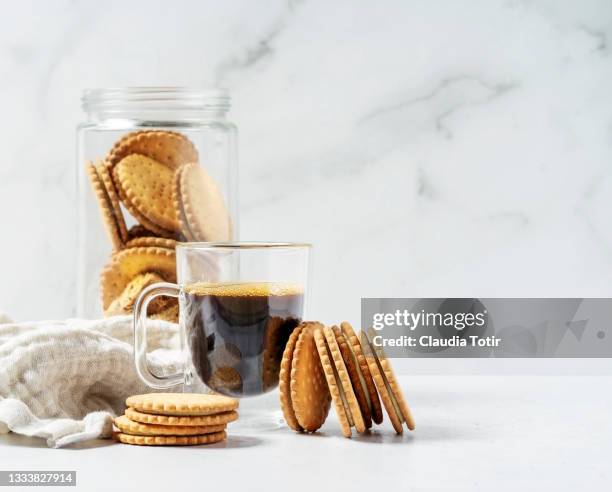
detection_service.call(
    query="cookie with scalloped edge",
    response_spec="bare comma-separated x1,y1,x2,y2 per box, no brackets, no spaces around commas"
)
104,271,167,316
313,326,352,438
97,161,129,243
279,324,304,432
341,321,383,425
108,130,198,170
333,326,372,430
100,246,176,311
115,430,226,446
364,329,415,431
126,393,238,416
125,236,177,249
114,415,225,436
361,330,404,434
125,408,238,427
174,163,232,241
322,325,366,434
290,322,331,432
113,154,180,234
86,161,123,251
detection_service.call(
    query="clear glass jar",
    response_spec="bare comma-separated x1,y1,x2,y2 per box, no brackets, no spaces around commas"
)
77,87,238,319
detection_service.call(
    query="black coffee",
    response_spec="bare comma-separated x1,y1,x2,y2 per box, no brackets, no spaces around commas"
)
183,282,303,397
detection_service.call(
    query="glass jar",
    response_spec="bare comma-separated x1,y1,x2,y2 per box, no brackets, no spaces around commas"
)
77,87,238,319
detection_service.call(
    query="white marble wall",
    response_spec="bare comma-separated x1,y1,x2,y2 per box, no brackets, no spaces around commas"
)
1,0,611,372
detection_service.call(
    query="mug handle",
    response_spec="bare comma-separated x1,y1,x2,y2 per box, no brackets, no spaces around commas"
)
133,282,184,389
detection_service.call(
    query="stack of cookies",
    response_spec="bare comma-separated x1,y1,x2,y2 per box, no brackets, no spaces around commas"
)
86,130,232,320
114,393,239,446
280,321,415,438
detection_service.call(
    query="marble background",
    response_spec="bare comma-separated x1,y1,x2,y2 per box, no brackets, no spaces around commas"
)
0,0,610,373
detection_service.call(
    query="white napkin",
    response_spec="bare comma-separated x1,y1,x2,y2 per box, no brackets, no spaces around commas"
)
0,314,183,448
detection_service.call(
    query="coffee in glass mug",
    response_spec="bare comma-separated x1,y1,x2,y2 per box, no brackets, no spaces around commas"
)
133,243,311,398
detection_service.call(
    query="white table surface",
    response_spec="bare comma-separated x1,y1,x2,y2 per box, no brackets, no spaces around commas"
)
0,375,610,491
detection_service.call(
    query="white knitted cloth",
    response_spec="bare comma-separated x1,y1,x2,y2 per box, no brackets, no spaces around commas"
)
0,312,182,448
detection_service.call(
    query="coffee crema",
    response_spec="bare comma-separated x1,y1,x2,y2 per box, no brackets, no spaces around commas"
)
183,282,304,397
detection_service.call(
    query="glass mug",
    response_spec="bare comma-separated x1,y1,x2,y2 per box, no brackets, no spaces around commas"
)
133,242,311,397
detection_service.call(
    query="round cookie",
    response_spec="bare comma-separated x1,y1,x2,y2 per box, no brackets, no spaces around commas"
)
322,326,366,434
174,163,231,241
341,321,384,425
115,430,226,446
333,326,372,430
114,415,225,436
86,162,123,251
126,393,238,416
100,246,176,311
290,323,331,432
125,408,238,426
125,236,177,249
104,272,167,316
113,154,180,234
313,326,352,438
365,329,415,431
279,324,304,432
108,130,198,170
97,161,129,243
362,331,404,434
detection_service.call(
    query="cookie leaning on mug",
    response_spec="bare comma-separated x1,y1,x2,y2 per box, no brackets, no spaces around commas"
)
290,322,331,432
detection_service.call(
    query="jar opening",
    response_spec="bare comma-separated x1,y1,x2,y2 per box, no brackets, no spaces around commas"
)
82,87,230,117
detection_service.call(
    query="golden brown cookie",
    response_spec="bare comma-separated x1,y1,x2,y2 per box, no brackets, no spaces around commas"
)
172,166,194,240
333,326,372,430
126,393,238,416
114,415,225,436
100,246,176,311
113,154,180,234
125,236,177,249
313,326,352,438
361,331,403,434
174,163,231,241
86,161,123,251
290,323,331,432
341,321,383,425
149,303,179,323
97,161,129,243
365,329,415,431
104,272,166,316
322,326,366,434
115,431,225,446
108,130,198,170
279,324,304,432
125,408,238,427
